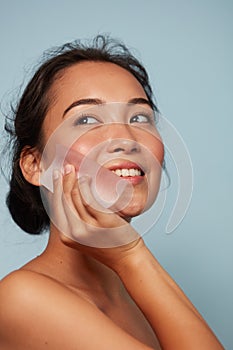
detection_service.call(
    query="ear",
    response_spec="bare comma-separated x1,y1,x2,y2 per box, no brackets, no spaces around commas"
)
20,147,42,186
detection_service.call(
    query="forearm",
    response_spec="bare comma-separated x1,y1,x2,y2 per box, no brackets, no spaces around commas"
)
54,170,223,349
116,244,224,350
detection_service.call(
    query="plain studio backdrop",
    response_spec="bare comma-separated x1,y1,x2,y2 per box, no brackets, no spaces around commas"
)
0,1,232,349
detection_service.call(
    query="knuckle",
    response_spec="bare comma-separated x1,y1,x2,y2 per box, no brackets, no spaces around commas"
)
71,187,80,198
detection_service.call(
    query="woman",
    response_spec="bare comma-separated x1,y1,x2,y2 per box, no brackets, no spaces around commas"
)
0,36,223,349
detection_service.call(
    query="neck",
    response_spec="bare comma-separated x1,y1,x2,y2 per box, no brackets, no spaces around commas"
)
38,225,123,298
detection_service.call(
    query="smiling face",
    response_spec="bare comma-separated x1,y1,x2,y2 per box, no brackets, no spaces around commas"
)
42,61,164,218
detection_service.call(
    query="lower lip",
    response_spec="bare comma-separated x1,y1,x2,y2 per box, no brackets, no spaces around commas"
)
118,175,144,185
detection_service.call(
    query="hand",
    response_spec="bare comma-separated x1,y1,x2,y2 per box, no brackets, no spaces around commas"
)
49,164,144,270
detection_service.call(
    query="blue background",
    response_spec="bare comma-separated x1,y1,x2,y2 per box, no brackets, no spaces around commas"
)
0,1,232,348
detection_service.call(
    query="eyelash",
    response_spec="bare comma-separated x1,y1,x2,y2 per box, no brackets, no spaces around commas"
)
72,112,155,126
72,114,100,126
129,113,155,124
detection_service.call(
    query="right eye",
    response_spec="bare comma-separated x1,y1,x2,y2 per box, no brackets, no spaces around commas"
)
73,115,100,125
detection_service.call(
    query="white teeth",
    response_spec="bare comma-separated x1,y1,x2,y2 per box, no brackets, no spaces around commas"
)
111,168,142,177
122,169,129,176
129,169,135,176
115,169,122,176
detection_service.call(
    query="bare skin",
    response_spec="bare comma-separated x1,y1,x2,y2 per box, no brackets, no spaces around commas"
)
0,62,224,350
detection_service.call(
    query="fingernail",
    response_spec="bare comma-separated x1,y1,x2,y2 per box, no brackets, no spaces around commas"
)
64,164,72,174
53,170,60,180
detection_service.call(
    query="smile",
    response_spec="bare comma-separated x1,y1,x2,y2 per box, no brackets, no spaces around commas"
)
105,161,145,185
111,168,142,177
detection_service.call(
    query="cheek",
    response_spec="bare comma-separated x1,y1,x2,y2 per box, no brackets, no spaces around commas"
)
72,139,96,155
137,132,164,166
151,140,164,165
70,129,105,156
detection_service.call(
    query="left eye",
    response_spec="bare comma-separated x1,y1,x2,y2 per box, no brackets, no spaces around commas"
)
130,114,150,123
73,115,99,125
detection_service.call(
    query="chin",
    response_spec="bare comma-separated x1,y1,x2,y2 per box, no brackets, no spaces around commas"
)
117,200,147,221
117,188,159,221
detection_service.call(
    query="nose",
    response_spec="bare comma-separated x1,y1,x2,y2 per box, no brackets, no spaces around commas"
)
106,123,141,153
104,124,141,154
107,138,140,154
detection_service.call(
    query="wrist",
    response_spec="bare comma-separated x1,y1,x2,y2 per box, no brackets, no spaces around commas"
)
112,239,153,276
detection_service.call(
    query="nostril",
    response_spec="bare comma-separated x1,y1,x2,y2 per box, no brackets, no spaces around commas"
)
114,147,125,152
107,139,141,154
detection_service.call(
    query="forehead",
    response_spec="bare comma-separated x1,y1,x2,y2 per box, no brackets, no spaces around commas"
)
44,61,149,137
51,61,147,103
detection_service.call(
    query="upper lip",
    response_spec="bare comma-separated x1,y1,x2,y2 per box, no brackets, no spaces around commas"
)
103,160,146,174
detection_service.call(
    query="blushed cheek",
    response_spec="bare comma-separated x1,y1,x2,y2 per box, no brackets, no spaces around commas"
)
148,134,164,165
155,142,164,165
139,136,164,166
70,138,104,164
129,125,164,164
72,141,94,156
70,126,107,156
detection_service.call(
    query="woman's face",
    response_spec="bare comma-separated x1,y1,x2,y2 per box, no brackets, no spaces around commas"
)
42,61,164,218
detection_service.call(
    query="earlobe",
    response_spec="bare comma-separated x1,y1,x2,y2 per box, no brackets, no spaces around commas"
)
20,148,42,186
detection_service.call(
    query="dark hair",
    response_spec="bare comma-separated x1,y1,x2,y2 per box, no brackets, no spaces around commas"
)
4,35,159,234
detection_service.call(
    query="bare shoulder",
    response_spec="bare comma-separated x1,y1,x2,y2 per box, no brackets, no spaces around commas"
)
0,270,154,350
0,268,55,289
0,270,75,348
0,268,70,293
0,269,52,309
0,269,73,309
0,270,91,349
0,269,92,318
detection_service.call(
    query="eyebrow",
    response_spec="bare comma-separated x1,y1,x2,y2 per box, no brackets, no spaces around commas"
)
62,97,152,117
